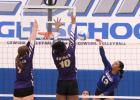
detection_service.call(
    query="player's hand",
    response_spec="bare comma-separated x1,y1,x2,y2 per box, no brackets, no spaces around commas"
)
32,19,38,34
38,32,52,39
71,15,76,24
53,18,63,32
29,19,38,41
96,39,103,46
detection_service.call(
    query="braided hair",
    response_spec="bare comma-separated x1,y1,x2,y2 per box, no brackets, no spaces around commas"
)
16,46,29,73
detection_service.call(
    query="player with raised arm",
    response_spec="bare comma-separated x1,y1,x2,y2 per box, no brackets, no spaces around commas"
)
13,20,38,100
52,15,79,100
94,39,124,100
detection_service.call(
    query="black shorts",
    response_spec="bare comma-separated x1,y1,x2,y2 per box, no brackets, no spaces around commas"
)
95,88,114,100
14,86,34,97
57,80,79,96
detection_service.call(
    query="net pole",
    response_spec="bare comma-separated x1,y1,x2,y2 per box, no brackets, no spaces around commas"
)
47,0,53,33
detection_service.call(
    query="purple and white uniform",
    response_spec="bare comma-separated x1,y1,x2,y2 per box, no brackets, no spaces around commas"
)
14,41,35,89
52,24,77,80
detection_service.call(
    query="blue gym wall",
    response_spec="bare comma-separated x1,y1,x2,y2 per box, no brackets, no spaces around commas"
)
0,68,140,100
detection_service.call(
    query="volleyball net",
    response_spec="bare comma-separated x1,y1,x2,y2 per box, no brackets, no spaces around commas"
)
1,94,140,99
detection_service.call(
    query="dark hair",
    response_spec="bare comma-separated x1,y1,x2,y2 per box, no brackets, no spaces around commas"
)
16,46,29,72
52,41,66,56
82,90,90,95
119,61,124,79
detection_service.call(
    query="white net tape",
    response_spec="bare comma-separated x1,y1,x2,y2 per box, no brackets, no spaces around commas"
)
0,94,140,99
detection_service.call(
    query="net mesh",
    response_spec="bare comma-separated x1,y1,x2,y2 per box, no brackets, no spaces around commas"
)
0,40,140,99
0,40,140,70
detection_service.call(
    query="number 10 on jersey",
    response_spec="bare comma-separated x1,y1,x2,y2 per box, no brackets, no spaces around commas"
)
59,59,71,68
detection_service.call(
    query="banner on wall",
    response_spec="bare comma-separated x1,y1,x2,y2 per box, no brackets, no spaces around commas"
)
0,0,140,70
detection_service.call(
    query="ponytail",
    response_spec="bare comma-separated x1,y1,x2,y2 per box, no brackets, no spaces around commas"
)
119,61,124,79
16,45,29,73
16,55,24,73
119,69,124,79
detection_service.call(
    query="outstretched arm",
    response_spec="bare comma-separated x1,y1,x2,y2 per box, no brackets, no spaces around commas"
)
26,20,38,59
96,39,111,69
68,16,77,52
29,20,38,42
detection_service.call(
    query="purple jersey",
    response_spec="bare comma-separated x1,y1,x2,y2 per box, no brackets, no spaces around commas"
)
52,24,77,80
97,47,120,95
14,41,35,89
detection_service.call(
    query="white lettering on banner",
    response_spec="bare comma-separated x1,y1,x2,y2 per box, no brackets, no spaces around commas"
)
0,0,140,71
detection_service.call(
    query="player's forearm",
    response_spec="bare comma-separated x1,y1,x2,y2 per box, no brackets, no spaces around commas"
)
68,24,76,50
53,32,60,43
71,24,76,33
99,46,106,57
70,24,76,40
99,46,111,66
30,40,35,46
28,32,37,42
27,40,35,59
27,40,35,45
69,24,76,45
26,40,35,50
29,20,38,42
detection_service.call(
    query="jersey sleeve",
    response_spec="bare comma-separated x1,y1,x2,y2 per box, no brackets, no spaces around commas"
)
52,32,60,45
99,46,111,69
68,24,77,52
26,41,35,60
103,81,119,96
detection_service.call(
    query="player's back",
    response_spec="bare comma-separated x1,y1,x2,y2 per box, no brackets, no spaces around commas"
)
15,55,33,89
52,47,77,80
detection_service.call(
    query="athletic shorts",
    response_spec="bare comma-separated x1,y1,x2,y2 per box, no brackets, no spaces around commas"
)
14,86,34,97
57,80,79,96
95,88,114,100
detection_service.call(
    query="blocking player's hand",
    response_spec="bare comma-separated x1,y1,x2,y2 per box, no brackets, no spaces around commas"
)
32,19,38,34
53,17,63,32
29,19,38,41
38,32,52,40
71,15,76,24
96,39,103,46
